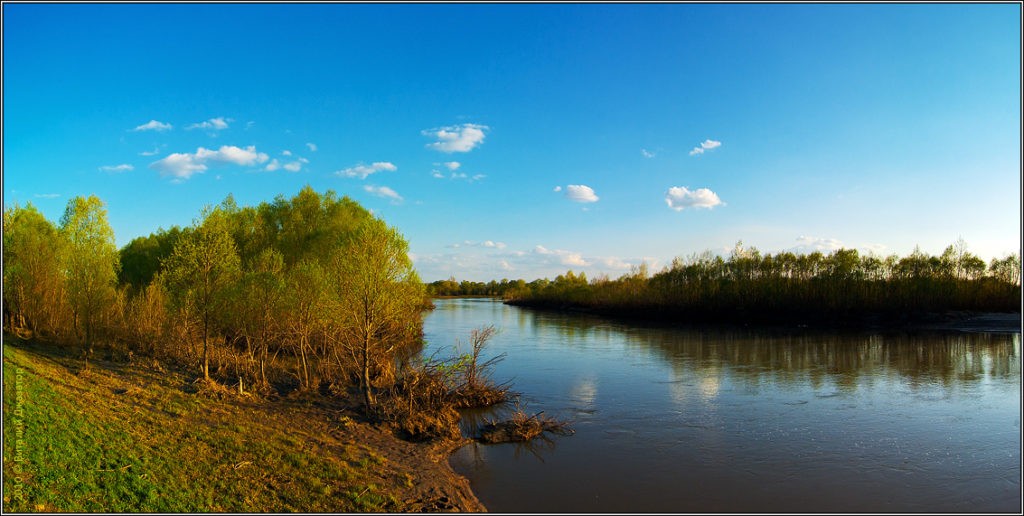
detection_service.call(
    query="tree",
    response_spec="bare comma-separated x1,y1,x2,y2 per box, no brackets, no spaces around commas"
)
162,207,241,380
3,203,66,336
60,195,120,355
235,248,286,387
330,218,425,412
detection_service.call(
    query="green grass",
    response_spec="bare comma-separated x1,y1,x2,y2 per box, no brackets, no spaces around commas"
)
1,339,399,512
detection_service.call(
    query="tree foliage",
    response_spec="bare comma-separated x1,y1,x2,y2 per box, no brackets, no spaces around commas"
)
59,195,120,352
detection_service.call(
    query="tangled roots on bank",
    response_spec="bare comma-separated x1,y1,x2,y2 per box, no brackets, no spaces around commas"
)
478,410,573,444
449,383,513,409
377,368,461,442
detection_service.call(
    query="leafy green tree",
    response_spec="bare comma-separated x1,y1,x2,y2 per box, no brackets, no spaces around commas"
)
3,203,66,336
162,207,242,380
235,248,286,387
60,195,120,355
118,226,185,289
330,218,425,412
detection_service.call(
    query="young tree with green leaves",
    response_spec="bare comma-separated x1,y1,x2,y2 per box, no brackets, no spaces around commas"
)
162,207,242,380
330,218,425,412
60,195,120,355
3,203,67,336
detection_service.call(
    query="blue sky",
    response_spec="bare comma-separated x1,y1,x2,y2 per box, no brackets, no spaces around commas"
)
3,3,1020,281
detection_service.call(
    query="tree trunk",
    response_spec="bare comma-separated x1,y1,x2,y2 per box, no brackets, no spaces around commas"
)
361,336,375,412
202,316,210,380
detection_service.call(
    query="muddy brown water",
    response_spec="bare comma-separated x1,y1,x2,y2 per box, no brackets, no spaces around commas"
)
423,298,1021,513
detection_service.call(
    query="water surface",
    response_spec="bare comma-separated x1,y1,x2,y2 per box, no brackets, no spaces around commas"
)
424,298,1021,513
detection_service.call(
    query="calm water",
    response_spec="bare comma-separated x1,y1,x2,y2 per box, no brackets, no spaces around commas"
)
423,298,1022,513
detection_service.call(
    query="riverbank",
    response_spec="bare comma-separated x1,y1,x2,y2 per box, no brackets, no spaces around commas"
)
504,299,1021,333
1,336,484,512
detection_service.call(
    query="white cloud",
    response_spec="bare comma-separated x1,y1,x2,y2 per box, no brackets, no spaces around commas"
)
422,123,488,153
471,174,486,181
186,117,230,130
150,153,207,180
282,150,292,156
363,185,403,203
534,245,589,267
553,186,562,192
150,145,268,181
444,161,461,171
133,120,172,132
564,184,599,203
265,159,281,171
139,147,161,156
306,142,317,152
790,236,844,253
33,193,60,199
283,161,303,172
337,161,397,179
99,164,134,173
641,148,655,158
431,170,445,179
452,172,467,180
452,240,508,250
689,139,722,156
665,186,723,211
195,145,269,166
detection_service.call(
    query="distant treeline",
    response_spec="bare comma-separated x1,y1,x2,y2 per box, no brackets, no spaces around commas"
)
438,241,1021,326
426,278,525,297
4,186,425,411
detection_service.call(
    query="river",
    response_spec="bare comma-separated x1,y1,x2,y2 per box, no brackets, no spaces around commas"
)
422,298,1021,512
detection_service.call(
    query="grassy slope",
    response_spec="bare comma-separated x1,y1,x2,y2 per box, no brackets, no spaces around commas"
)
1,338,482,512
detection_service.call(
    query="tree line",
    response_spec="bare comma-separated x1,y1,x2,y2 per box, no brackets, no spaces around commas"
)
499,240,1021,325
3,186,426,414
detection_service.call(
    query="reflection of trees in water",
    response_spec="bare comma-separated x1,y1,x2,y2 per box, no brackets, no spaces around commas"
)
520,307,1020,390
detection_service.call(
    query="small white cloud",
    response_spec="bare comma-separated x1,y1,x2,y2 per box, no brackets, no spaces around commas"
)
454,240,508,250
195,145,269,166
665,186,723,211
791,236,844,253
553,186,562,192
533,245,589,267
283,161,303,172
471,174,486,181
451,172,467,179
444,161,461,171
422,123,488,153
565,184,599,203
151,153,207,180
431,170,445,179
265,159,281,172
306,142,317,152
186,117,230,130
99,164,134,173
690,139,722,156
499,260,513,271
33,193,60,199
133,120,172,132
139,147,161,156
337,161,397,179
641,148,655,158
364,185,403,203
282,150,292,156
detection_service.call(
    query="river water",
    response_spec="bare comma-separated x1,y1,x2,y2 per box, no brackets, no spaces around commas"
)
422,298,1021,513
